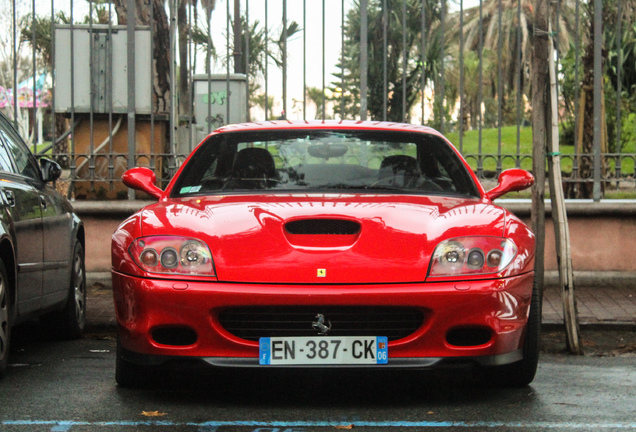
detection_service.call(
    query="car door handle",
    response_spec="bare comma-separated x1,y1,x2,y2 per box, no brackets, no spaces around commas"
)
40,195,47,211
3,190,15,207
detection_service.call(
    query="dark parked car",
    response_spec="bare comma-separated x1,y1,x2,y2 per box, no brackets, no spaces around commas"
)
0,112,85,377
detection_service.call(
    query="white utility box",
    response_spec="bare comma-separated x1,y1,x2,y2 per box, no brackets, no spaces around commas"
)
193,74,247,142
54,25,152,114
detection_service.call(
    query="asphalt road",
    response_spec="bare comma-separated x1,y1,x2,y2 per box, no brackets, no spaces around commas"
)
0,326,635,432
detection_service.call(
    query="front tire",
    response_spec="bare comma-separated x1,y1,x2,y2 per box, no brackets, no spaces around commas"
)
0,259,12,378
115,337,152,388
44,242,86,339
482,279,541,387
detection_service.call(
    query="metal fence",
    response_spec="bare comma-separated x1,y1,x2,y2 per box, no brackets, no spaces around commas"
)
1,0,633,200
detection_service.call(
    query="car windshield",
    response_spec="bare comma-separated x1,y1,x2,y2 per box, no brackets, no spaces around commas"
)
171,129,480,198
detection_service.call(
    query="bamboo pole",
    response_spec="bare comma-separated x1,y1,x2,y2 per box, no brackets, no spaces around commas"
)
548,21,583,355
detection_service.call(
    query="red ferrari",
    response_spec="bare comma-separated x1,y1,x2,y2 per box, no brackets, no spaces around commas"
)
112,121,537,387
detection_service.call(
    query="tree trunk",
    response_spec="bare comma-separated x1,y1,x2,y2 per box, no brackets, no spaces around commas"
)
113,0,171,115
573,4,606,199
178,0,190,116
531,0,548,313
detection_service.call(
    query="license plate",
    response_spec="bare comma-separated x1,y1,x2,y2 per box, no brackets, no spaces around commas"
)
259,336,388,365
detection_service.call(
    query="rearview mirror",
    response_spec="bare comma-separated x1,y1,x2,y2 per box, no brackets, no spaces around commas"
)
40,158,62,183
307,143,348,159
121,167,164,200
486,169,534,201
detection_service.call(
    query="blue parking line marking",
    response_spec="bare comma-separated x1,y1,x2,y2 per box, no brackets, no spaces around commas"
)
1,419,636,430
50,422,73,432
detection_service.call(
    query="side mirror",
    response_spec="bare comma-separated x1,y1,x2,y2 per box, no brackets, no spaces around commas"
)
40,158,62,183
486,168,535,201
121,167,163,200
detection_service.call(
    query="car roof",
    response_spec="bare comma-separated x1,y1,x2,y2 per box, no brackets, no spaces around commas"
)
214,120,447,138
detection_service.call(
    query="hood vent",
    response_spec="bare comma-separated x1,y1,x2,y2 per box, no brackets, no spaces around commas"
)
285,219,361,235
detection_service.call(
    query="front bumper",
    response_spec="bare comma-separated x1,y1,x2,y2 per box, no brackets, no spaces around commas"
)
112,271,534,368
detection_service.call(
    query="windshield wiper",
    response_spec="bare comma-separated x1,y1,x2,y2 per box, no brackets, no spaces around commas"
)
317,183,411,192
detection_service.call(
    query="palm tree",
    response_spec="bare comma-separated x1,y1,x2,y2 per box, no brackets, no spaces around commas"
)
20,12,71,67
334,0,444,123
226,15,301,120
306,86,326,120
445,0,576,129
252,93,276,120
20,12,74,159
570,0,636,198
443,49,494,130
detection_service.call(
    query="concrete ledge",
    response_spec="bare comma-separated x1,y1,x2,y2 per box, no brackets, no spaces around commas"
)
497,199,636,217
71,200,154,216
72,199,636,218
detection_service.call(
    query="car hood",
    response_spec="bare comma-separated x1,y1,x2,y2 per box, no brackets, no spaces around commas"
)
139,194,506,283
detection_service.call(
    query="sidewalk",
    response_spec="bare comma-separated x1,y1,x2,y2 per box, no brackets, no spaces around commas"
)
542,285,636,328
85,272,636,332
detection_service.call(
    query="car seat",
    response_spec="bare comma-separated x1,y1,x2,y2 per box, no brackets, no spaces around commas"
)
228,147,277,189
378,155,421,189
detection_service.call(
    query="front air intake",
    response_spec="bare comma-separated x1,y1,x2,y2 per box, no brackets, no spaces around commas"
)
151,326,198,346
285,219,361,235
446,327,492,347
218,306,424,342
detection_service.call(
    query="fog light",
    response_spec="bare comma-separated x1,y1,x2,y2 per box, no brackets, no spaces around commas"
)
139,249,158,266
180,241,210,266
466,249,485,269
439,241,465,265
487,250,503,267
160,248,179,268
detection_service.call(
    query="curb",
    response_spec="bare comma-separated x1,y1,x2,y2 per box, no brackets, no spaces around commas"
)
544,271,636,288
88,272,112,285
541,322,636,332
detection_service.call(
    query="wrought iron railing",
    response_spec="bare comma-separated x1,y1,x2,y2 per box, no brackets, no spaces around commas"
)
1,0,633,200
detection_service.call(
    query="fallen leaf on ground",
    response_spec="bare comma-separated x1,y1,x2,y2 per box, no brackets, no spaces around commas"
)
616,344,636,353
141,411,167,417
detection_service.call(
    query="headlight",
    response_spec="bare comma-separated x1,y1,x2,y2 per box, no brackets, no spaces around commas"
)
429,237,517,277
129,236,215,276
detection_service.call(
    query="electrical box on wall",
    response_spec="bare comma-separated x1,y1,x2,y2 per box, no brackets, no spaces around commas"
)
54,25,152,114
193,74,247,142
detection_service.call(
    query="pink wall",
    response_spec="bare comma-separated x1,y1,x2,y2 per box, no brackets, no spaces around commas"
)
540,217,636,271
